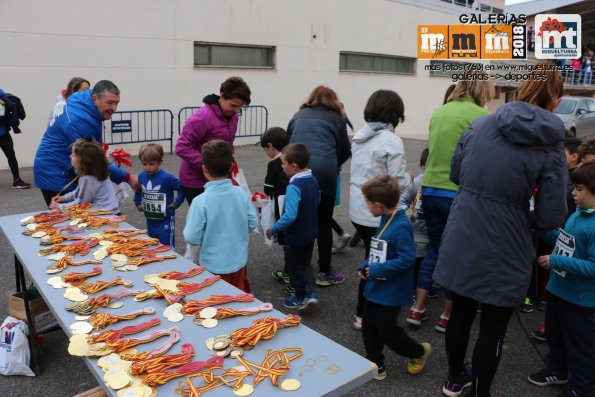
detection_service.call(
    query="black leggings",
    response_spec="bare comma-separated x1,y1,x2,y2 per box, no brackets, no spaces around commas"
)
181,186,204,206
352,222,379,318
0,133,20,180
445,293,514,397
317,194,335,274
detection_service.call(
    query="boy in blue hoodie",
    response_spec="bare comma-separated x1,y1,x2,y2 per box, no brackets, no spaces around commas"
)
134,143,184,249
184,140,258,293
358,175,431,381
528,161,595,397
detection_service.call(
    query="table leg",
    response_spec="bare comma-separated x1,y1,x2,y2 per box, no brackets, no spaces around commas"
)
15,254,40,374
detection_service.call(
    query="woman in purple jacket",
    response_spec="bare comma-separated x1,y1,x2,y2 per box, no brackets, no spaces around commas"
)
176,77,251,204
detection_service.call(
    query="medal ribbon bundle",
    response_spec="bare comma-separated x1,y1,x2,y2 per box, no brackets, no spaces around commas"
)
175,276,221,295
106,326,181,354
119,327,182,360
231,315,302,349
142,357,224,387
78,276,133,294
175,366,251,396
39,238,99,256
39,231,86,245
92,317,161,343
211,303,274,320
155,266,204,280
182,293,254,315
66,288,145,315
47,256,102,273
89,307,155,330
106,243,171,256
236,347,303,386
130,343,195,375
61,266,103,284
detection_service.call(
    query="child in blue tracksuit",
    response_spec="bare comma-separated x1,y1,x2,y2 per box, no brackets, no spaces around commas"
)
267,143,320,314
184,140,258,293
134,143,184,249
528,162,595,397
357,175,431,381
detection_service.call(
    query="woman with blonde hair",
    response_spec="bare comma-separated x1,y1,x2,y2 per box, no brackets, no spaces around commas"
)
434,64,567,396
408,72,495,334
287,85,351,287
49,77,90,122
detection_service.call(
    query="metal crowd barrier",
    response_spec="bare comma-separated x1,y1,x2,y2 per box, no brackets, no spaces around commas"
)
177,105,269,138
103,109,174,153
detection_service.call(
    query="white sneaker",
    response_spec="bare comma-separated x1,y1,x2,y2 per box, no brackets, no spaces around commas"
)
352,315,362,331
335,232,351,252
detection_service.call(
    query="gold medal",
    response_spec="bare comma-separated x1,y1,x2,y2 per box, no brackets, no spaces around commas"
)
26,223,38,230
201,318,218,328
280,379,301,391
98,353,123,370
109,302,124,309
165,312,184,322
99,240,114,247
111,254,128,262
212,337,229,350
205,337,215,350
47,252,67,261
199,307,217,319
69,218,82,226
233,383,254,396
78,222,88,228
193,318,204,326
70,321,93,334
32,231,47,238
68,337,90,356
20,216,33,224
229,347,244,359
93,250,108,260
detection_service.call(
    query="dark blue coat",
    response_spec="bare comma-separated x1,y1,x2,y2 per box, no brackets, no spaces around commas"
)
33,90,127,192
433,101,568,307
288,106,350,198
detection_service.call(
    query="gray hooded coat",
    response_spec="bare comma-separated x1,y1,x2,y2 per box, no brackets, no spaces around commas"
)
433,101,568,307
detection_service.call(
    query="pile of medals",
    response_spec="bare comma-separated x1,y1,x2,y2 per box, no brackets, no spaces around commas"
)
205,334,247,360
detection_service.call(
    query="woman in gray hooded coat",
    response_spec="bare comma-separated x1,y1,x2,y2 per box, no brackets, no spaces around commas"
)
434,65,568,397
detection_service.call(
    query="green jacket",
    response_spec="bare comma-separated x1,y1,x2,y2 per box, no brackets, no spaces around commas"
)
422,98,489,192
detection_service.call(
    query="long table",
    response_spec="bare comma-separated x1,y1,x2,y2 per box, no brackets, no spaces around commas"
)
0,211,375,396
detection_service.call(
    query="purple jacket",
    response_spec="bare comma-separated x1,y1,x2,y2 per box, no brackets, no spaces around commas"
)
176,96,238,188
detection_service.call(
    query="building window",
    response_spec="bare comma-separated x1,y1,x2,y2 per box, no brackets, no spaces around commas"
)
339,52,416,74
194,42,274,68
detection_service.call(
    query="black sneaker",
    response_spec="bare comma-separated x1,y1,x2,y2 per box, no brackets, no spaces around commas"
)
528,368,568,387
12,178,31,189
520,297,534,313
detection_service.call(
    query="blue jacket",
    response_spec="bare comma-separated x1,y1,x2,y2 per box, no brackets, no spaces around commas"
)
183,179,258,274
542,209,595,309
358,209,416,307
134,169,184,219
33,90,127,191
271,170,319,246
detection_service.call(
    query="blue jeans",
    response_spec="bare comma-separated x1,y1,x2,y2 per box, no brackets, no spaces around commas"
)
417,195,453,300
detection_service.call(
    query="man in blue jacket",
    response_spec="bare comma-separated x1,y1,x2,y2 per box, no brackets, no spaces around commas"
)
34,80,138,206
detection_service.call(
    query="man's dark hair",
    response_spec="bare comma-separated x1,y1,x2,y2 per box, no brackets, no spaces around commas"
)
92,80,120,98
420,148,429,167
260,127,289,151
570,161,595,195
577,137,594,160
364,89,405,128
564,137,582,154
282,143,309,169
220,76,251,105
201,140,233,178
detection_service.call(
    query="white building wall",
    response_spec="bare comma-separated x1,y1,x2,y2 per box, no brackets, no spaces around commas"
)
0,0,462,169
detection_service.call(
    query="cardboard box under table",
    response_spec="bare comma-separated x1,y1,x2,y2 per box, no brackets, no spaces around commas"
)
0,212,375,396
8,291,59,334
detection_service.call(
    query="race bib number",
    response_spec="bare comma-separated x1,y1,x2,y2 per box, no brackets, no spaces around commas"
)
413,197,424,220
369,238,388,280
142,192,166,220
551,229,575,278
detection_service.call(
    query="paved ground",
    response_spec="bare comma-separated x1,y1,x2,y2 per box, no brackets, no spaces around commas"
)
0,138,559,396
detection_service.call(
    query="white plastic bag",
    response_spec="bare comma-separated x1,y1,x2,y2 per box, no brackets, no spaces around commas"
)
113,182,132,204
0,316,34,377
233,168,252,200
258,197,276,247
184,243,200,264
